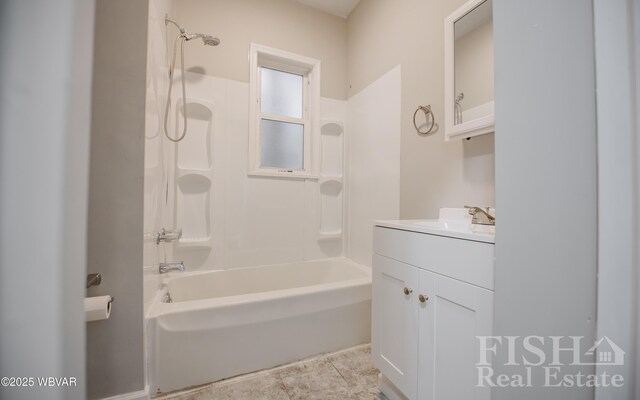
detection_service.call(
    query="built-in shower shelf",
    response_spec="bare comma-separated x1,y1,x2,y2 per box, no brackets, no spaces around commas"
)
171,96,216,251
177,237,213,248
176,173,212,184
175,98,214,170
317,118,344,242
176,167,212,177
320,120,344,136
317,231,343,241
319,175,343,187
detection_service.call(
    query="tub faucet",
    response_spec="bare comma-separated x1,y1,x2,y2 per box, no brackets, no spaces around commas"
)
159,261,185,274
464,206,495,225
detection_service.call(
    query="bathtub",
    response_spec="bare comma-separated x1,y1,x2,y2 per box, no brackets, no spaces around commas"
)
145,258,372,394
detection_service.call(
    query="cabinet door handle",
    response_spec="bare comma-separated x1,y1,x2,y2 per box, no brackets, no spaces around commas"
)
403,287,413,295
418,294,429,303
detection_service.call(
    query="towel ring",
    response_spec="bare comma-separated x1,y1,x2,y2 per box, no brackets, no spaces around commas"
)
413,105,435,134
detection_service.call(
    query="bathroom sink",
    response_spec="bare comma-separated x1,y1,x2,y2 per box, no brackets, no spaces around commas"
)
409,220,495,235
409,220,468,230
375,210,495,243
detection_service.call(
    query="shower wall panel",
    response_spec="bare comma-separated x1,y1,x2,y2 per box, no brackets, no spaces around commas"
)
156,71,346,271
144,0,177,268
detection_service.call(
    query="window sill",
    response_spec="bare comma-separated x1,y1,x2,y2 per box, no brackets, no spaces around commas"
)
248,170,318,180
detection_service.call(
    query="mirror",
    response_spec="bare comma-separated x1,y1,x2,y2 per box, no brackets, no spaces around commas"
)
445,0,494,141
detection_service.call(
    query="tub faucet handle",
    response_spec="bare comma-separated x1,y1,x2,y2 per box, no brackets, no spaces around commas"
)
155,228,182,245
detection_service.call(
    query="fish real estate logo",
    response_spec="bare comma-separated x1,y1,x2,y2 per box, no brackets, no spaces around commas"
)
476,336,625,388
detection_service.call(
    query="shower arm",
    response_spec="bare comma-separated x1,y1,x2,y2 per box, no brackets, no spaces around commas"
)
165,14,185,34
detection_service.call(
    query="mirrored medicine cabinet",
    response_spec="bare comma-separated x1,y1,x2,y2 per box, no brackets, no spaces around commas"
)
444,0,494,141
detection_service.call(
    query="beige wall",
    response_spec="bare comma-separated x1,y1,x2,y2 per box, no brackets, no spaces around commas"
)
86,0,148,398
348,0,495,218
175,0,348,100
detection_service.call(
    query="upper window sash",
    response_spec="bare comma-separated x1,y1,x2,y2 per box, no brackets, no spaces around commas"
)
257,66,308,122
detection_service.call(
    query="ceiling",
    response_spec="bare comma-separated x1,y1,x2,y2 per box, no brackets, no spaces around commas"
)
289,0,361,19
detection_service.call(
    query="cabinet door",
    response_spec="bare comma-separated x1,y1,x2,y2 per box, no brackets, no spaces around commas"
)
418,270,493,400
372,255,419,400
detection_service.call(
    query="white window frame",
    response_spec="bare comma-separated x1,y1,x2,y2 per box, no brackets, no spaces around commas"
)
249,43,321,179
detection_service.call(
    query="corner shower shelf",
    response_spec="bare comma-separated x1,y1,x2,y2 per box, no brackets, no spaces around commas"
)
173,97,216,250
176,98,213,170
317,231,343,241
319,175,343,186
177,237,213,248
320,121,343,136
318,175,343,238
176,167,211,176
318,119,344,242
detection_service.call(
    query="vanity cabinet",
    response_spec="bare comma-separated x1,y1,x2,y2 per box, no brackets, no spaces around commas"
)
372,225,494,400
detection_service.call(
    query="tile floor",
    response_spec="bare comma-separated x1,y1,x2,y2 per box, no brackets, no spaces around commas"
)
155,344,387,400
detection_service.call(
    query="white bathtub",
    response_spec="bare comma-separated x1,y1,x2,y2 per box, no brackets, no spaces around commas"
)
146,258,372,394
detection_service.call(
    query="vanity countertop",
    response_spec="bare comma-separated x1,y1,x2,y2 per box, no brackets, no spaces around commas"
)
375,219,495,244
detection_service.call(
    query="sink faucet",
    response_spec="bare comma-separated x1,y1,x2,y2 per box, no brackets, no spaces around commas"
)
464,206,495,226
159,261,185,274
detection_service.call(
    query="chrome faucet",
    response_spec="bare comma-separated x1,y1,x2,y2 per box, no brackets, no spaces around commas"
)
159,261,185,274
464,206,495,226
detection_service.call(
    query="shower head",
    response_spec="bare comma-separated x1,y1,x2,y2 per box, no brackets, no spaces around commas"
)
202,35,220,46
185,33,220,46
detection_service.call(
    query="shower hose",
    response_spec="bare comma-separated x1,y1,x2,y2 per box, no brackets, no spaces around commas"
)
164,34,189,143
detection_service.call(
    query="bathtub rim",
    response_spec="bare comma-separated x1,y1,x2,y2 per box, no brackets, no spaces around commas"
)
145,257,371,320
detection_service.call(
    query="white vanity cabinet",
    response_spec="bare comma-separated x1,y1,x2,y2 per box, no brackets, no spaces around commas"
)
372,223,495,400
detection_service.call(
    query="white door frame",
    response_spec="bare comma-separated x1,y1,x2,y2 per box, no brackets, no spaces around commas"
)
593,0,639,398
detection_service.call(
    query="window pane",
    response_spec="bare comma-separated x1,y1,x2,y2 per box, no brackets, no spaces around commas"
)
260,119,304,170
260,67,303,118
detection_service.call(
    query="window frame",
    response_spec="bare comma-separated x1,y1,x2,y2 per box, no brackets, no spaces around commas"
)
249,43,321,179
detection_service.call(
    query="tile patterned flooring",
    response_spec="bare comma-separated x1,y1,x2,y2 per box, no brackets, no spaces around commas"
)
155,344,387,400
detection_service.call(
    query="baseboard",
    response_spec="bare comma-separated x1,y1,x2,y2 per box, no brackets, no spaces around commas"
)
100,385,149,400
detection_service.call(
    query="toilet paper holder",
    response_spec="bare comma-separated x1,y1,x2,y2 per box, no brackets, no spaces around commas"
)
86,273,102,289
86,274,114,306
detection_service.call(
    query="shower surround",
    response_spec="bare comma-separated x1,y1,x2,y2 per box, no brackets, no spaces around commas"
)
142,0,401,395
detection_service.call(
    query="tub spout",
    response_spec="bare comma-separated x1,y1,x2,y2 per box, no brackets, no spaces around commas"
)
159,261,185,274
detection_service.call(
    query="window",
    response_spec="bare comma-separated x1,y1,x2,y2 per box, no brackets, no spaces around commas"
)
249,44,320,178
